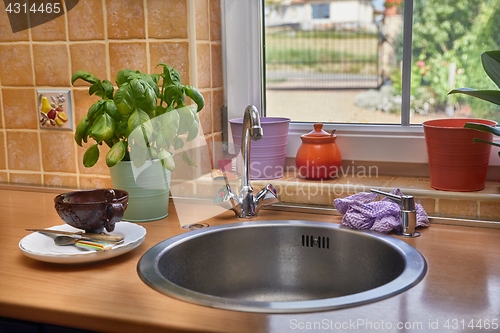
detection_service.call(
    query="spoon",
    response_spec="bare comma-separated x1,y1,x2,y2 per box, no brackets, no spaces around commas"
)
54,235,79,246
54,236,115,251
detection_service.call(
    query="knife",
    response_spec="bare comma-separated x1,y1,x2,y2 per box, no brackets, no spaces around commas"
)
25,228,124,243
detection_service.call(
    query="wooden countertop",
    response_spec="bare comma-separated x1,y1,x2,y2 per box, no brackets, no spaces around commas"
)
1,188,500,333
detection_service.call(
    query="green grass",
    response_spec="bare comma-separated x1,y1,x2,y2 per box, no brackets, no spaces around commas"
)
264,33,378,74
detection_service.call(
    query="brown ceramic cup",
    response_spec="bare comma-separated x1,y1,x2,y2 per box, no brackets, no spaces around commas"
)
54,189,128,233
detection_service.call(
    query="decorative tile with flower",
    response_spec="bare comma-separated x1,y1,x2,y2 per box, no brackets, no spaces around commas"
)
38,89,73,130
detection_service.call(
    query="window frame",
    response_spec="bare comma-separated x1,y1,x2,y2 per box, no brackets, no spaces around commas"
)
220,0,499,166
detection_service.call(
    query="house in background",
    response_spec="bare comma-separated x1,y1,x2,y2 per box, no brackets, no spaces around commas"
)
265,0,377,32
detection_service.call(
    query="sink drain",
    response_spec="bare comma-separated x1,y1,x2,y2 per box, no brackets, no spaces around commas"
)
182,223,210,230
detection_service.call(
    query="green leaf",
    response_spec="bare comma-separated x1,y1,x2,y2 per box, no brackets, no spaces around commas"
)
464,122,500,136
182,151,197,167
159,150,175,171
130,78,146,99
482,51,500,89
114,83,135,115
127,109,152,138
163,83,185,108
87,100,105,122
177,106,194,135
157,63,181,85
101,80,115,99
115,69,136,86
71,70,100,85
162,110,180,143
83,144,99,168
448,89,500,106
90,113,116,142
186,117,199,142
104,100,121,121
74,115,90,146
174,137,184,150
184,85,204,112
89,83,102,97
472,138,500,148
106,141,127,167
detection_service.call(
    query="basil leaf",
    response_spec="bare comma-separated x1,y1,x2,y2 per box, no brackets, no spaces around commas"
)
184,85,204,112
83,144,99,168
114,83,135,115
90,113,116,142
71,70,100,85
106,141,127,167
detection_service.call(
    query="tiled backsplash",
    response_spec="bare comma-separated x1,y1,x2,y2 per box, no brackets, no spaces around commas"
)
0,0,223,189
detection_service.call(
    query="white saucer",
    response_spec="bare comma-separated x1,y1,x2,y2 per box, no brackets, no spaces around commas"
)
19,222,146,264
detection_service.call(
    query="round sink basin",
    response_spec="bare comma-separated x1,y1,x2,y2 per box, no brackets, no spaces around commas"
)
137,220,426,313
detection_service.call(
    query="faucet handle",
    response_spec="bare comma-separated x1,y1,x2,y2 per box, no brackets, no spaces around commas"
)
214,184,243,216
255,184,279,213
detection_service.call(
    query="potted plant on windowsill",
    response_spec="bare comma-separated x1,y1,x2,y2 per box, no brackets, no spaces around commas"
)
72,64,204,221
421,50,499,192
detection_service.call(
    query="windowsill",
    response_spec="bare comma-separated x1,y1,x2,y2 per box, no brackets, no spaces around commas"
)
250,170,500,222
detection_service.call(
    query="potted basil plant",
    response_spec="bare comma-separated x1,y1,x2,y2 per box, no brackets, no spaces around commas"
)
72,63,204,221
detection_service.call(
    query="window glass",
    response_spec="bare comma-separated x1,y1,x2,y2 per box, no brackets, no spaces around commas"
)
263,0,500,125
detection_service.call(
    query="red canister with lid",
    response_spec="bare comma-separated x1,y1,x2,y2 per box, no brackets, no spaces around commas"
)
295,123,342,179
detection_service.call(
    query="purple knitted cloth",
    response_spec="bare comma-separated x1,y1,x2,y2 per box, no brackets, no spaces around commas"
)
334,189,429,234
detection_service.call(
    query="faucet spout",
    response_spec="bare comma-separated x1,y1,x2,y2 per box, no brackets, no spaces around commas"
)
241,105,263,190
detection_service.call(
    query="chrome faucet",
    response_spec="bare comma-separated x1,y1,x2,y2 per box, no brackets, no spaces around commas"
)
370,189,420,237
215,105,279,217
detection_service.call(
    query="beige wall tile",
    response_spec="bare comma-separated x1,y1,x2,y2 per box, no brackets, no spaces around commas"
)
6,131,41,171
106,0,146,39
44,174,78,188
79,175,112,189
195,0,209,40
0,171,8,183
70,43,108,85
30,12,66,41
2,88,38,129
0,10,29,42
479,201,500,220
148,0,187,38
0,132,6,169
198,91,212,134
416,197,436,216
149,42,190,82
40,131,77,173
211,44,223,88
438,199,478,219
209,0,221,41
33,44,70,86
109,42,147,79
9,172,42,185
0,45,34,86
196,43,211,89
212,88,223,133
68,0,105,40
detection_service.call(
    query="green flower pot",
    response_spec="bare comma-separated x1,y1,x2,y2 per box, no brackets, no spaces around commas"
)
109,160,170,222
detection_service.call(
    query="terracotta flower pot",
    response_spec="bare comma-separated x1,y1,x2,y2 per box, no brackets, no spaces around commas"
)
423,118,497,192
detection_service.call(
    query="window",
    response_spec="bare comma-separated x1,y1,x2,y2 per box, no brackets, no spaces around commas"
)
312,3,330,19
222,0,500,166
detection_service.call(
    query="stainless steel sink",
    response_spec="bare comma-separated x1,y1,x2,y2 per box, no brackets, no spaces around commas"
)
137,220,426,313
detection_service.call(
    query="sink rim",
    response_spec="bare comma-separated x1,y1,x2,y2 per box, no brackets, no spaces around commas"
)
137,220,427,313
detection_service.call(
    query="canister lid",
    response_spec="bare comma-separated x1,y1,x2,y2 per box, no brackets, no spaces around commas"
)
301,123,336,143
